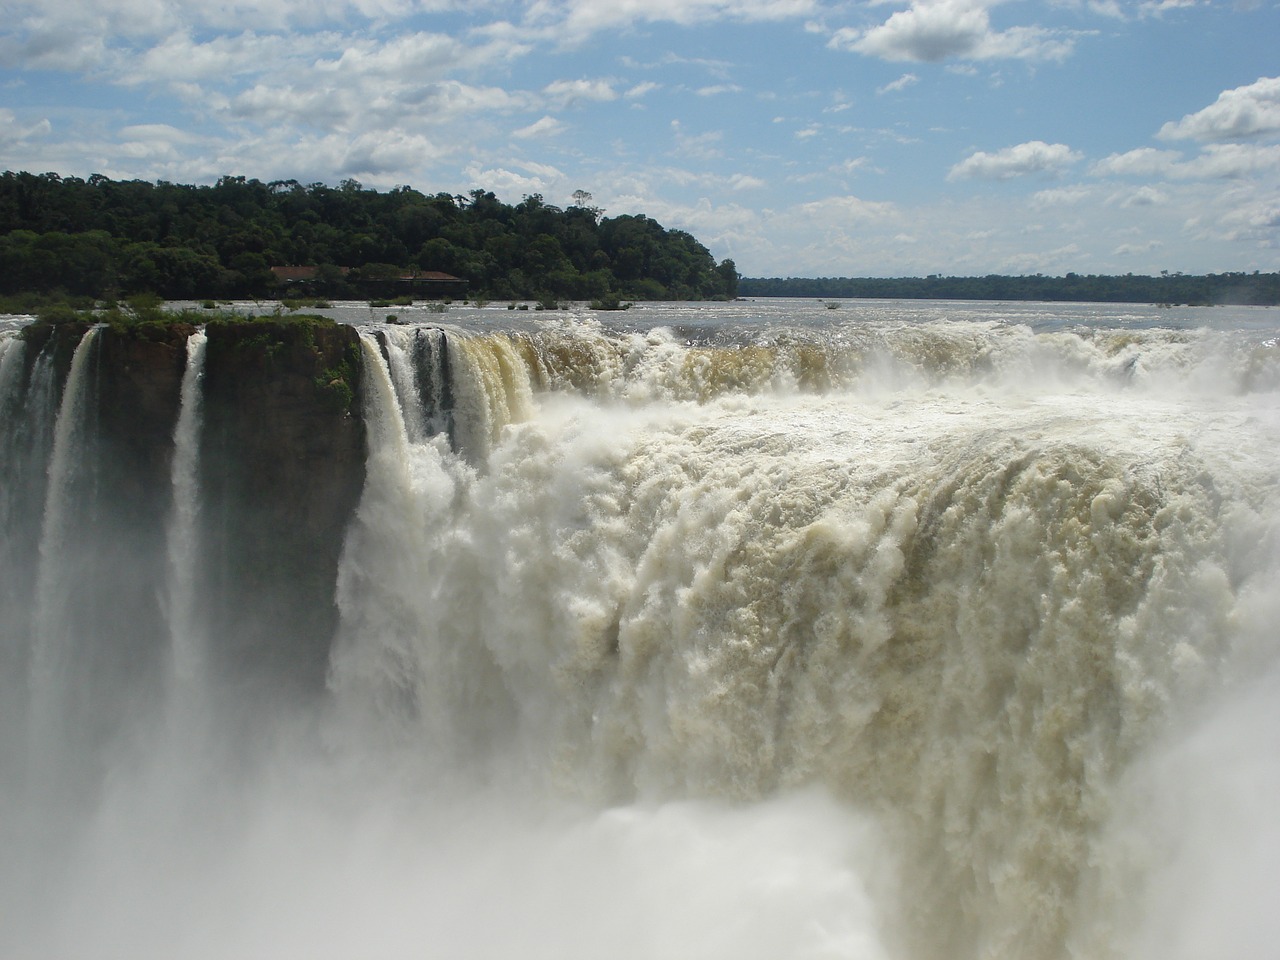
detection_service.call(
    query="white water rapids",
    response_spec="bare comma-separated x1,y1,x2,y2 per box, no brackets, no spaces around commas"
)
1,301,1278,960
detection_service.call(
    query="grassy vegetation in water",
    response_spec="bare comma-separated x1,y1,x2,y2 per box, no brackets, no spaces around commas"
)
19,294,345,349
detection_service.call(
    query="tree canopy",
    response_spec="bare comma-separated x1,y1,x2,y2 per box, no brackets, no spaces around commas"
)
0,172,739,302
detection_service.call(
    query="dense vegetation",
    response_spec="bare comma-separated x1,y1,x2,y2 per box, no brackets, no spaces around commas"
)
740,272,1280,306
0,171,739,302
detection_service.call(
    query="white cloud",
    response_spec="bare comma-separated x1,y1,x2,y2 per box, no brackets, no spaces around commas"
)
877,72,919,95
1087,0,1125,19
1113,239,1163,256
0,108,51,146
947,140,1081,180
513,115,566,139
315,32,472,79
1158,76,1280,142
116,122,202,149
0,21,110,71
831,156,871,175
1091,146,1182,177
830,0,1075,63
542,77,617,107
1114,185,1170,207
1182,143,1280,178
462,160,565,199
728,173,766,190
670,120,724,160
337,130,444,176
1031,185,1094,206
1138,0,1198,16
799,194,897,220
116,30,328,85
1094,143,1280,179
534,0,819,40
1001,243,1081,273
625,81,660,98
696,84,743,96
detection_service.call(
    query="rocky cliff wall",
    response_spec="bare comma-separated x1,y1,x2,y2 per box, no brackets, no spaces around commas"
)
199,319,366,695
8,318,367,700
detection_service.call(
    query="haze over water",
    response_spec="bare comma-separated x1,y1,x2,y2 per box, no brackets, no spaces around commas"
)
1,299,1278,960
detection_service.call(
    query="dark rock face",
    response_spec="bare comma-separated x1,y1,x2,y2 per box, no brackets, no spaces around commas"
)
87,324,194,717
1,323,92,688
199,320,366,695
0,322,192,746
5,318,367,705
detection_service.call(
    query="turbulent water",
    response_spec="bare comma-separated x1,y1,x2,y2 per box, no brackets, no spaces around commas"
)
1,300,1279,960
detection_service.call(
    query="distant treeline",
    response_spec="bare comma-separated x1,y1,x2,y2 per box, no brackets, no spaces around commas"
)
740,273,1280,306
0,171,739,302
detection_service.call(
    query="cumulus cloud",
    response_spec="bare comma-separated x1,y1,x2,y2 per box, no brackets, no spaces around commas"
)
1094,143,1280,179
115,30,329,85
0,21,110,71
462,160,564,198
830,0,1075,63
315,32,473,79
542,77,617,107
338,130,444,176
1158,76,1280,142
1114,185,1170,207
1031,185,1094,206
948,140,1081,181
0,108,53,146
1091,146,1182,178
117,122,202,145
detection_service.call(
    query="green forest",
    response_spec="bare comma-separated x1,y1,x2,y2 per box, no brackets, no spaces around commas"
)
740,272,1280,306
0,171,739,303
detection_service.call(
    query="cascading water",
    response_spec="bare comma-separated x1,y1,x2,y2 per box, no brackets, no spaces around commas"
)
165,329,207,697
1,303,1278,960
27,325,102,787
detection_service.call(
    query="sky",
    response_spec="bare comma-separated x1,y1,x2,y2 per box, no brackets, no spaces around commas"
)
0,0,1278,277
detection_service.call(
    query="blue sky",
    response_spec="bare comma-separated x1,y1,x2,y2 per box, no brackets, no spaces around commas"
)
1,0,1277,277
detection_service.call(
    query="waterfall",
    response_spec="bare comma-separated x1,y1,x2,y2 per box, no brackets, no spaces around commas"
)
2,306,1278,960
378,326,432,443
0,334,25,415
445,332,536,463
373,325,455,445
326,317,1280,960
330,333,511,754
165,328,207,694
0,335,31,573
0,338,58,541
26,326,102,791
